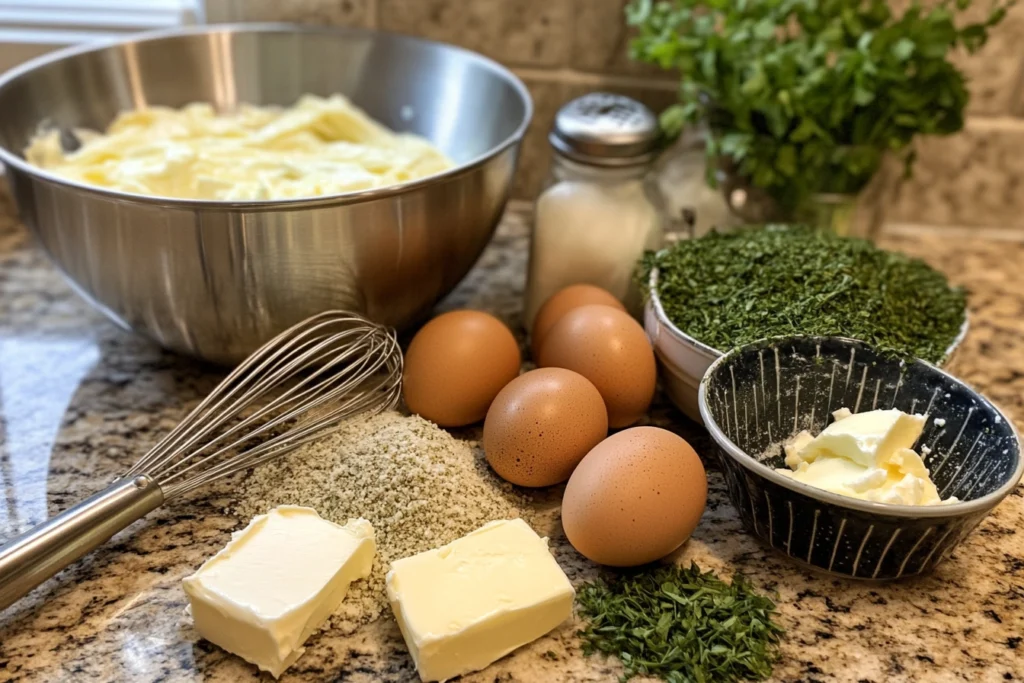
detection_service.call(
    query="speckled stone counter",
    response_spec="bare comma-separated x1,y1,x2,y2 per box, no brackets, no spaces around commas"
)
1,190,1022,683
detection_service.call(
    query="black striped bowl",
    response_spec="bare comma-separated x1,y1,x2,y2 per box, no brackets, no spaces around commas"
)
698,336,1022,580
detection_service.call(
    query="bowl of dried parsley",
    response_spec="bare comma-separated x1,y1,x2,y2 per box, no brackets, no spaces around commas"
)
642,225,968,423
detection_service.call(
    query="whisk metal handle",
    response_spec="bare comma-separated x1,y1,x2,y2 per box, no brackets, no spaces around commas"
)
0,476,165,611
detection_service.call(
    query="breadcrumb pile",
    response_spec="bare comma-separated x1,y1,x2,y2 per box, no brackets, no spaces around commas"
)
234,411,525,633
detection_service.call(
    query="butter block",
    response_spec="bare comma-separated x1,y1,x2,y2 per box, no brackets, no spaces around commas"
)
776,408,953,505
183,506,375,678
386,519,574,682
797,408,925,469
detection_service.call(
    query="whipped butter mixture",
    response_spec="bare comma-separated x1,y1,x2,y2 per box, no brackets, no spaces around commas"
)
776,408,957,505
25,94,453,200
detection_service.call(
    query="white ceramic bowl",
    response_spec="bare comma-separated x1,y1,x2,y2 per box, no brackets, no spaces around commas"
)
644,268,969,424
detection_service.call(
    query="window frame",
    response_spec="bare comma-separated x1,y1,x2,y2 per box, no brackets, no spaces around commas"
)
0,0,203,71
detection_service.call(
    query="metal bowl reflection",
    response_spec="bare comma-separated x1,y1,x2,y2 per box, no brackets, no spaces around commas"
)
0,24,532,363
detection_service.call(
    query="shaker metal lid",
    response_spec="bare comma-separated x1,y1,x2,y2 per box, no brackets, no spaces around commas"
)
549,92,661,166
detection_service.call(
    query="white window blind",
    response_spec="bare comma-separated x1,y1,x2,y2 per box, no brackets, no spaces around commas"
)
0,0,202,71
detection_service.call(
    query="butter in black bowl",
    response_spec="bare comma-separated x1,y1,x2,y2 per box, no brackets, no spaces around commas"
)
698,336,1022,580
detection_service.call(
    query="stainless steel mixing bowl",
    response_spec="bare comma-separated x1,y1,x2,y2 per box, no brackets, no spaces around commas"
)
0,24,531,364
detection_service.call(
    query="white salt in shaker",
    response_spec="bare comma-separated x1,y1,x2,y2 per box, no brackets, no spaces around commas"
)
523,93,665,331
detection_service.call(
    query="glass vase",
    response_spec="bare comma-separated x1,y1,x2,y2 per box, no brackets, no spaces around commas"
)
798,193,871,239
718,153,901,242
796,155,901,241
654,126,739,242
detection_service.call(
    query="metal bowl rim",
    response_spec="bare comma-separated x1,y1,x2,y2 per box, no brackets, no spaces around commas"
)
0,22,533,211
697,334,1024,519
648,266,969,365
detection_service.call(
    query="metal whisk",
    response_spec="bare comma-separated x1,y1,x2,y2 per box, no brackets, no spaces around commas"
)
0,311,402,611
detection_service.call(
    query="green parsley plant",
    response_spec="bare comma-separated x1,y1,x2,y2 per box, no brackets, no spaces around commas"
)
627,0,1013,213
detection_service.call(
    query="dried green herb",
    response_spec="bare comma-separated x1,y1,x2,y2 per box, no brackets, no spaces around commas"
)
641,225,966,363
576,563,784,683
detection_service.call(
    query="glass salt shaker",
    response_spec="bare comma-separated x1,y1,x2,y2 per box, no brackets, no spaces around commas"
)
523,93,666,331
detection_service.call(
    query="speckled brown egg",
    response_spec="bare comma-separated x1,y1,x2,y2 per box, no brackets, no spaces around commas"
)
530,284,626,360
561,427,707,567
537,304,656,428
403,310,521,427
483,368,608,487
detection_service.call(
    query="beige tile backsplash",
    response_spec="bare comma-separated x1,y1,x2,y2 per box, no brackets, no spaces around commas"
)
955,1,1024,117
209,0,1024,234
570,1,665,76
380,0,573,67
209,0,376,26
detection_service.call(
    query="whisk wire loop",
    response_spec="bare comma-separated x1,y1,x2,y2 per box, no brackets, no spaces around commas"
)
152,328,376,484
123,311,402,498
160,338,389,489
129,316,376,472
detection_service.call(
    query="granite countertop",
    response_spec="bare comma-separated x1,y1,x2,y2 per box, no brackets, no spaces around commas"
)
0,190,1022,683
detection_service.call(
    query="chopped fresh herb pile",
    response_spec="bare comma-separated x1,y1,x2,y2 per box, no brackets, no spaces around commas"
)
576,563,784,683
642,225,966,363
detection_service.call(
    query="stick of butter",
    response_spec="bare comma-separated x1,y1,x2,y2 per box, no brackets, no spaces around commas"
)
386,519,575,682
183,506,375,678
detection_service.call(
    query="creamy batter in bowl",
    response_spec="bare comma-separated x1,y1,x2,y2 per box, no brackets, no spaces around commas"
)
24,95,455,201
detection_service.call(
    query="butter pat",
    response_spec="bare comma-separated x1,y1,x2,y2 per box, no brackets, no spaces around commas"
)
795,408,926,469
183,506,375,678
386,519,574,682
776,408,955,506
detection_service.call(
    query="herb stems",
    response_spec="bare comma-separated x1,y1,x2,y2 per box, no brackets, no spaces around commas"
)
576,563,784,683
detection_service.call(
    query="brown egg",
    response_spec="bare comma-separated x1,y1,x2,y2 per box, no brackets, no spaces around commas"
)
403,310,521,427
484,368,608,487
537,304,656,428
562,427,707,567
530,284,626,360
